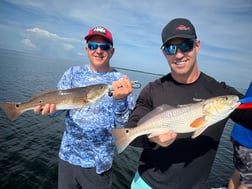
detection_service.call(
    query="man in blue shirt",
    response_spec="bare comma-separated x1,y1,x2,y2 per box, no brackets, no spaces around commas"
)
34,26,135,189
229,82,252,189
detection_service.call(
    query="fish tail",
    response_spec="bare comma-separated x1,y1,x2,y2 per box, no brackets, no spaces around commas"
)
111,128,134,154
0,102,22,121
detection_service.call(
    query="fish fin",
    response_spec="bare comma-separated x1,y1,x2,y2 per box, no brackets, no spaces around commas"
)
79,99,89,111
138,104,175,125
111,128,134,154
192,97,206,102
75,98,91,111
28,90,55,102
177,100,204,108
177,98,205,108
0,102,22,121
191,126,208,139
177,103,196,108
190,116,206,128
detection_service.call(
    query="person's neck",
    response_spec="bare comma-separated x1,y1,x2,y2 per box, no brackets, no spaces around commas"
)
90,64,112,73
171,70,201,84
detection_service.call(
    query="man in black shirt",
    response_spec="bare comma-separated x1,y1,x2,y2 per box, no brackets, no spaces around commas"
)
126,18,252,189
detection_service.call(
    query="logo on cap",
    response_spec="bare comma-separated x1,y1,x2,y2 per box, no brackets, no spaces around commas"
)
176,25,191,31
93,26,106,34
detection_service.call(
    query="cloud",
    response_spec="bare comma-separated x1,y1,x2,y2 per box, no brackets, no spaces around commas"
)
1,0,252,88
21,38,36,48
63,43,74,51
26,27,82,43
27,27,59,39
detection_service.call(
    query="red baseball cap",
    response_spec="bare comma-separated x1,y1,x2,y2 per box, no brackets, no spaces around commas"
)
84,26,113,46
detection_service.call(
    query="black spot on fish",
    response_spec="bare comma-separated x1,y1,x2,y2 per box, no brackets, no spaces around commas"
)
126,129,129,133
108,91,113,96
16,104,19,108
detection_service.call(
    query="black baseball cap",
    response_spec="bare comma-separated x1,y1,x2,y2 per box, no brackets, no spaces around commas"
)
161,18,197,47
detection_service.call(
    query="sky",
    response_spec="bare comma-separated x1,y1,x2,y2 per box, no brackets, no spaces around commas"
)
0,0,251,89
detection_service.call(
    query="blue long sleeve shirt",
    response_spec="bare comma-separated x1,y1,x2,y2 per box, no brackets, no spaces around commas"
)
55,64,135,174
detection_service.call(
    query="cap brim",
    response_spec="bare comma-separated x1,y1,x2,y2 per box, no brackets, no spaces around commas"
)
161,34,195,47
84,34,113,45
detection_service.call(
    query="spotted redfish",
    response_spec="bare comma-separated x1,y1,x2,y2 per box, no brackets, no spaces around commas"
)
0,84,109,121
112,95,240,153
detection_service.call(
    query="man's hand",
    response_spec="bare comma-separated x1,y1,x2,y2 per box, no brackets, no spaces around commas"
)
148,131,177,147
34,104,56,115
112,76,133,100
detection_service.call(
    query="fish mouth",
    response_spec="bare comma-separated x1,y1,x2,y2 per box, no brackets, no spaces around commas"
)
232,102,241,109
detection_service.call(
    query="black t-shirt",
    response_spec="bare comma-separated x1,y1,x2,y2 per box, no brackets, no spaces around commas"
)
126,72,251,189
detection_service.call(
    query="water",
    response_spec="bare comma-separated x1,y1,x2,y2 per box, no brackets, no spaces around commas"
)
0,48,239,188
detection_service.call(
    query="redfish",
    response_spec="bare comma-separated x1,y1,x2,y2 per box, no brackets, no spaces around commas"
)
112,95,240,153
0,84,109,121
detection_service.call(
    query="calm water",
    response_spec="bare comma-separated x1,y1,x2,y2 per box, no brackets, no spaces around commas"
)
0,49,240,188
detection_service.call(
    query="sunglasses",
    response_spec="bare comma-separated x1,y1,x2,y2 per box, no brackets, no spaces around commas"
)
163,40,195,55
87,42,112,51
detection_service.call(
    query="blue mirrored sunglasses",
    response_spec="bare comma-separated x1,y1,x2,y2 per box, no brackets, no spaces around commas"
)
163,40,195,55
87,42,112,51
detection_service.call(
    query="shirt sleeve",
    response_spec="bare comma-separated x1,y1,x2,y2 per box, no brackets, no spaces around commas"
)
113,93,135,128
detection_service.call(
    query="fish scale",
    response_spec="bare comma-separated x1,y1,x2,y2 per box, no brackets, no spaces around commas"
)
126,103,203,140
